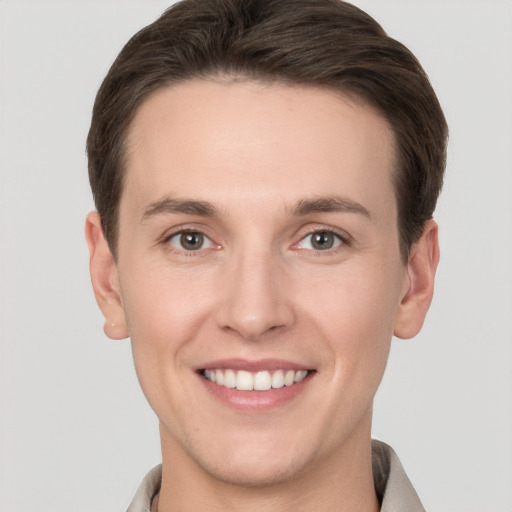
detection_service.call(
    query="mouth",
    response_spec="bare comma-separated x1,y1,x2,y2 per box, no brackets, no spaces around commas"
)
197,359,315,411
201,368,310,391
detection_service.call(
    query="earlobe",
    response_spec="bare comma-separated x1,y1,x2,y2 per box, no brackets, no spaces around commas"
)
394,220,440,340
85,211,129,340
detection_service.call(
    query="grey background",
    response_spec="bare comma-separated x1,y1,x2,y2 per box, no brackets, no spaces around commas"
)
1,0,511,510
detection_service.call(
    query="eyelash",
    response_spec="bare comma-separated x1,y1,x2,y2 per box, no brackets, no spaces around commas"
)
162,228,218,255
293,227,350,254
161,226,351,255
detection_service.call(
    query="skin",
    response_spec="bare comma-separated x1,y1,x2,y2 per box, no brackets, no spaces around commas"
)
86,79,439,512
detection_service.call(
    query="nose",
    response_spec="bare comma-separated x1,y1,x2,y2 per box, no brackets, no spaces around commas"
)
215,249,295,341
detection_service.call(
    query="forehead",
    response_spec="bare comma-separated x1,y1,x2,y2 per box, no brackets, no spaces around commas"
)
123,79,396,218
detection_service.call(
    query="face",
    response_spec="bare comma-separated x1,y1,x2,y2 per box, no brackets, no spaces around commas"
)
87,79,437,487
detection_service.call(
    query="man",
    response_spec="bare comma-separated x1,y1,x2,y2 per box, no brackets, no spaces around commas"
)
85,0,447,510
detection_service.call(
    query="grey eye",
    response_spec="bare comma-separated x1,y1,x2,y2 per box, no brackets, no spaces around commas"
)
169,231,211,251
299,231,343,251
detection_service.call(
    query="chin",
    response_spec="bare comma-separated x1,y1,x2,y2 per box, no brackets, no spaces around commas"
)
174,426,317,488
199,453,308,488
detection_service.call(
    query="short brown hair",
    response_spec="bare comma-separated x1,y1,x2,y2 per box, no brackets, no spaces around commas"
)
87,0,448,261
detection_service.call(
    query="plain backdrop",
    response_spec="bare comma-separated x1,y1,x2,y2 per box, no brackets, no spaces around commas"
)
1,1,511,511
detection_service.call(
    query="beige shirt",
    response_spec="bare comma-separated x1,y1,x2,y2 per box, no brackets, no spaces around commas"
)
126,440,425,512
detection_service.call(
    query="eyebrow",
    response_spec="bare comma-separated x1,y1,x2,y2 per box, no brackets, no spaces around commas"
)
293,196,371,218
141,197,218,222
140,195,370,222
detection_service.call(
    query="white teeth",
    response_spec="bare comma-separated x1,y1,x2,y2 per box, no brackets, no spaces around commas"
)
254,371,272,391
204,369,216,382
236,370,253,390
284,369,295,386
271,370,285,389
224,369,236,388
294,370,308,382
203,368,309,391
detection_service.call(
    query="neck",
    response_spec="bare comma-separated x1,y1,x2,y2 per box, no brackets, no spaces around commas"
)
156,416,379,512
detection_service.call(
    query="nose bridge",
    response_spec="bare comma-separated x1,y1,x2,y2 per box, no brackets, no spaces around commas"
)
217,242,293,340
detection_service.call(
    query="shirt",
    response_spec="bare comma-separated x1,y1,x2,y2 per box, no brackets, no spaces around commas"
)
126,440,425,512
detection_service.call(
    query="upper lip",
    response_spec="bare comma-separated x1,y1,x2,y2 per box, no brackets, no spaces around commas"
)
197,358,312,372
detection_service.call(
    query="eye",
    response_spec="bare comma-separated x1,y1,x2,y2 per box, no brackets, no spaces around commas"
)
297,230,344,251
167,231,215,251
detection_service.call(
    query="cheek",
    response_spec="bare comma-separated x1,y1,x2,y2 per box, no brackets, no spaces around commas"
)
304,258,402,331
303,261,403,377
118,262,213,378
119,271,214,427
120,252,215,328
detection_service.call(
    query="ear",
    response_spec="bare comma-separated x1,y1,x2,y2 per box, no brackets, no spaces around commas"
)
394,220,440,340
85,211,128,340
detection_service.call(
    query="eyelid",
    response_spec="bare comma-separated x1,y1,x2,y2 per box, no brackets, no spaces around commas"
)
160,224,213,242
157,223,352,254
160,225,221,253
292,226,352,252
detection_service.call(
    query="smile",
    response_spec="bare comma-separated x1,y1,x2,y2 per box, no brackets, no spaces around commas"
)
202,369,309,391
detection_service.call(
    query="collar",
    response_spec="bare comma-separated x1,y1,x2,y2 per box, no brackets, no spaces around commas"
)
372,439,426,512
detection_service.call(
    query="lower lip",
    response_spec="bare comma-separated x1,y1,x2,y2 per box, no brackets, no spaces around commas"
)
199,373,313,412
